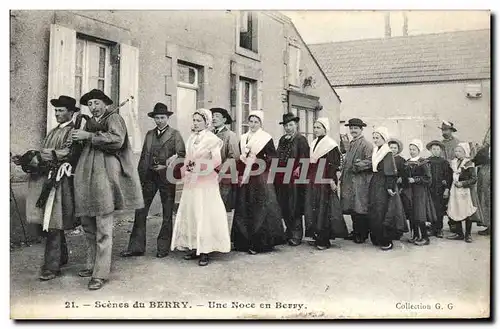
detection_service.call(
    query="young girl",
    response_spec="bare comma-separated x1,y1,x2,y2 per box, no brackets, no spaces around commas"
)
388,138,406,192
401,139,437,246
447,143,478,243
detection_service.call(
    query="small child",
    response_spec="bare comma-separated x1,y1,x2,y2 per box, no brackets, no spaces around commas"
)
401,139,437,246
388,138,406,191
446,143,478,243
426,140,453,238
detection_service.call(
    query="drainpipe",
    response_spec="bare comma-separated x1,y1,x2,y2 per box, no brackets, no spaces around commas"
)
384,12,391,38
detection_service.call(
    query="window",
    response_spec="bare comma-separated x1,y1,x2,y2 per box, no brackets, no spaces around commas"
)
47,25,140,150
291,106,315,143
176,62,200,141
239,79,253,134
75,38,112,108
177,63,199,87
288,44,301,87
236,11,259,60
239,11,258,52
235,78,258,135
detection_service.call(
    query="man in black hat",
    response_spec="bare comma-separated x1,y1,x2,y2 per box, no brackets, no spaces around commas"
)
210,107,240,230
121,102,186,259
340,118,373,244
12,95,81,281
72,89,144,290
439,121,461,162
273,112,310,246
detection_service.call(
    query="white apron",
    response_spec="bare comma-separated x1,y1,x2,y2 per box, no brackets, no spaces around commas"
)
447,158,477,222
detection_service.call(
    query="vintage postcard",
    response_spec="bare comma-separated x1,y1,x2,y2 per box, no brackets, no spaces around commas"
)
9,9,491,319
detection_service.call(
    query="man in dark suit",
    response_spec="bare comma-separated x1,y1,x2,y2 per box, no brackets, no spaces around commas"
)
274,112,310,246
121,102,186,258
210,108,240,207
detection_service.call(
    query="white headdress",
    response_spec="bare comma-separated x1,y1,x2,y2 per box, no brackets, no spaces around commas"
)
409,139,424,153
373,126,390,142
193,108,213,130
316,117,330,134
248,110,264,124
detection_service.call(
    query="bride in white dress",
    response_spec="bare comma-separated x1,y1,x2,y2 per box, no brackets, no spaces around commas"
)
170,108,231,266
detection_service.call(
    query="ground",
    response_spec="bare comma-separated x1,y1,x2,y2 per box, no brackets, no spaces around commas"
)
10,213,490,319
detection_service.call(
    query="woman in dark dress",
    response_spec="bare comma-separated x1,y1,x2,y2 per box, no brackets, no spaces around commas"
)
304,117,348,250
232,110,285,254
401,139,437,246
368,127,404,251
472,136,491,236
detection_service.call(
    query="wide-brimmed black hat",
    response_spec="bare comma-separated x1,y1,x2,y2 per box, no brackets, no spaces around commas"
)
210,107,233,124
148,102,174,118
279,112,300,125
80,89,113,106
50,95,80,112
439,121,457,132
345,118,367,127
426,140,446,151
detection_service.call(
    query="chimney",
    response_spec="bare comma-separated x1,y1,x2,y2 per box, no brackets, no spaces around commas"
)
402,12,408,36
384,12,391,37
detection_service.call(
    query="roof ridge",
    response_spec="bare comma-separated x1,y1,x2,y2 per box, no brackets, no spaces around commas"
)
308,28,490,46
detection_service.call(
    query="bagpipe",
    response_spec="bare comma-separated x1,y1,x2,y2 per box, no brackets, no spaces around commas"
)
79,96,134,133
13,96,136,219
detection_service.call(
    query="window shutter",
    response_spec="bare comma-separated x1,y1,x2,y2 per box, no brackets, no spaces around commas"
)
287,45,300,87
119,43,142,152
46,24,76,133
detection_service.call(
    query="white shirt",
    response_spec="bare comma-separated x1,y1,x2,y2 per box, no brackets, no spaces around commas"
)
157,126,168,136
58,120,72,129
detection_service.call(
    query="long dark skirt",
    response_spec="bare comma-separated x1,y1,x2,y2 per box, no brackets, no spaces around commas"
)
401,184,437,225
305,184,348,246
477,164,491,227
232,172,286,252
368,172,400,246
219,181,236,212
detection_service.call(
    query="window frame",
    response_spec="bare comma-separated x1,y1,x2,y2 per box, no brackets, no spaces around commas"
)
290,106,317,143
235,11,260,61
74,36,112,108
287,41,302,89
237,77,258,136
239,79,253,134
177,62,199,90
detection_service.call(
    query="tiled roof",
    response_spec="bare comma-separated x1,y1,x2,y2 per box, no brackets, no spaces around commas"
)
309,29,490,87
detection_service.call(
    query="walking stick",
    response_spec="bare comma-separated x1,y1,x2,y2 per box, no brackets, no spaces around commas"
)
10,183,28,245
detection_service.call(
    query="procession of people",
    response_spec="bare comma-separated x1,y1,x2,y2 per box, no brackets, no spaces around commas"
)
11,89,491,290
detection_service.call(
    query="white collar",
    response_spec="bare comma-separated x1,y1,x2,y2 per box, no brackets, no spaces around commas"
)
310,135,338,163
372,143,391,172
94,114,104,122
58,120,72,129
214,126,226,134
